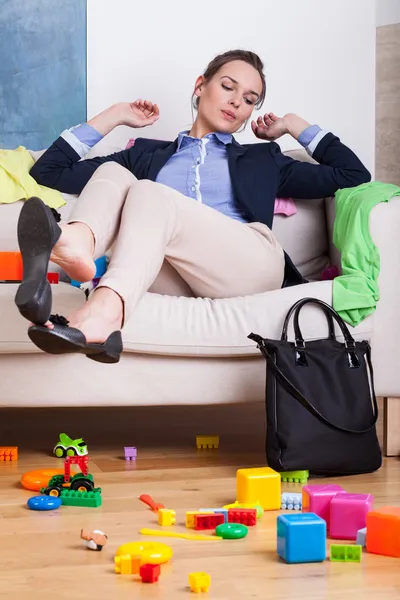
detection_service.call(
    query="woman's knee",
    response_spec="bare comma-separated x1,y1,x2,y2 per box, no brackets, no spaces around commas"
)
94,161,137,186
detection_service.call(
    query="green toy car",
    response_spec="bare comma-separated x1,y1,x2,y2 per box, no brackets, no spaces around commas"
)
53,433,88,458
41,473,95,496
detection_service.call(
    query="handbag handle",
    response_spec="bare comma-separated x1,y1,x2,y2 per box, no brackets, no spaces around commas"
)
282,299,336,341
282,297,355,346
248,332,378,434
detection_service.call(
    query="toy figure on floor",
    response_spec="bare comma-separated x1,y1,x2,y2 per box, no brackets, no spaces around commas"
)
14,49,370,363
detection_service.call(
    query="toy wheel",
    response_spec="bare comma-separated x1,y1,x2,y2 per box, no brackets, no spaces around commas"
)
54,446,65,458
70,479,94,493
47,486,62,497
66,447,77,457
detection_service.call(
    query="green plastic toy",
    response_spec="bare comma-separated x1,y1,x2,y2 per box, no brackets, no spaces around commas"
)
330,544,362,562
41,472,95,496
215,523,248,539
60,488,102,507
279,470,309,484
53,433,88,458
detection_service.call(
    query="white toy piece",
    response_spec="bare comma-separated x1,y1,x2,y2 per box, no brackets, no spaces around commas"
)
281,492,302,510
80,528,108,551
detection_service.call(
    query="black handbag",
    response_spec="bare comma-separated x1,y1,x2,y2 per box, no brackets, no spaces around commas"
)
248,297,382,475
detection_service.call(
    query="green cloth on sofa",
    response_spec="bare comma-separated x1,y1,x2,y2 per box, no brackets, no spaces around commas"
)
333,182,400,326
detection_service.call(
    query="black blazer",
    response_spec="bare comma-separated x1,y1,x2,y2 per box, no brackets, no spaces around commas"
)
30,132,371,286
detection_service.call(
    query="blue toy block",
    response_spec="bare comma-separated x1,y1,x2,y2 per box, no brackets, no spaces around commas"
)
199,508,228,523
277,513,327,564
281,492,302,510
356,527,366,548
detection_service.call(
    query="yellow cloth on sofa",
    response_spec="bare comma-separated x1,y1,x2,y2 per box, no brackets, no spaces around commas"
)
0,146,65,209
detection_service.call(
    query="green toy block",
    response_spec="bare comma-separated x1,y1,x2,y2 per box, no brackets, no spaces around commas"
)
60,488,102,507
330,544,362,562
279,470,309,484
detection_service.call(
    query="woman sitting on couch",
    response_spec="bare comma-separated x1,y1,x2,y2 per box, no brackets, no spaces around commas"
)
15,48,370,363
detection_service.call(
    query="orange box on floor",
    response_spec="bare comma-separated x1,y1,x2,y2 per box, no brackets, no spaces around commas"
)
366,506,400,557
0,252,23,280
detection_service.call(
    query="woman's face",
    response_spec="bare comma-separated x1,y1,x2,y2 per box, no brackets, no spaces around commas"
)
195,60,263,133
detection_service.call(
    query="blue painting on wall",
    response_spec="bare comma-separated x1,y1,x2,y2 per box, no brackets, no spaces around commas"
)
0,0,86,150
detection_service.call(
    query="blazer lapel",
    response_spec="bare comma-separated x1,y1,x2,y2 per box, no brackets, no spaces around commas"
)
228,139,249,208
147,139,179,181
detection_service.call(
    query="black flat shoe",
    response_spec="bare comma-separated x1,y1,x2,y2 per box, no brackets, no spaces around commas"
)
27,315,123,364
15,197,62,325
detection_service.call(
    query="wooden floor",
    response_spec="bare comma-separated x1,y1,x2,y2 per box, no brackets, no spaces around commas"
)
0,404,399,600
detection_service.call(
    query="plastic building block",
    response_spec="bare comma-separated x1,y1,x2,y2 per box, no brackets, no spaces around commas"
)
124,446,137,460
196,435,219,449
116,541,173,564
0,446,18,461
47,272,59,284
186,511,202,528
189,572,211,593
158,509,176,526
140,563,160,583
280,470,309,484
329,492,373,540
0,252,22,280
59,488,102,507
200,508,228,522
223,501,264,518
54,433,88,458
366,506,400,557
27,495,62,511
115,554,142,574
236,466,281,510
330,544,362,562
81,529,107,551
194,513,225,530
356,527,366,548
302,484,345,530
140,494,164,512
277,513,327,564
228,508,256,526
281,493,302,510
215,523,248,539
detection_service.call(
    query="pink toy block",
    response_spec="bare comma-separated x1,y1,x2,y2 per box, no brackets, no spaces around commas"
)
329,492,374,540
302,484,345,530
124,446,137,461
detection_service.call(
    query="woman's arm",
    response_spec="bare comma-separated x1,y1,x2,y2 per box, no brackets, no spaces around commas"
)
252,112,371,199
30,101,159,195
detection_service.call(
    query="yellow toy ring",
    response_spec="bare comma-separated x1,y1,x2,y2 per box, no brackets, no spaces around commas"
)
115,541,172,564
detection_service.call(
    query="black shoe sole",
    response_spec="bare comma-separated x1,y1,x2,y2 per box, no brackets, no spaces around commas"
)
28,325,123,364
15,197,62,325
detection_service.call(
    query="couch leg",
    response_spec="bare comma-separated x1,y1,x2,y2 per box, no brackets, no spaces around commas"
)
383,397,400,456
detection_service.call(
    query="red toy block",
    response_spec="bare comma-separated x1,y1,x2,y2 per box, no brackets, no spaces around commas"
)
0,252,22,280
194,513,225,530
228,508,257,526
139,563,160,583
47,272,59,284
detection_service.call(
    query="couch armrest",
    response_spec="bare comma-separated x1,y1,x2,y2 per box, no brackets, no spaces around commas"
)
369,197,400,396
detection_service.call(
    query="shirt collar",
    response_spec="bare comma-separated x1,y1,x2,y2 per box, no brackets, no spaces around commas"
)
177,130,232,151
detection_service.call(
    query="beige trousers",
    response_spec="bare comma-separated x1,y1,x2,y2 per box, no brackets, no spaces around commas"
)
68,162,285,322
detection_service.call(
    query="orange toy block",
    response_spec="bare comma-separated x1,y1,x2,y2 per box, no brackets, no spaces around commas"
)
0,446,18,461
366,507,400,557
0,252,22,280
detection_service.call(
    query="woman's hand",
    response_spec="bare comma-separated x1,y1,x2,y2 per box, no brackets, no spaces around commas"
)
251,112,312,142
251,112,288,141
116,100,160,128
88,100,159,137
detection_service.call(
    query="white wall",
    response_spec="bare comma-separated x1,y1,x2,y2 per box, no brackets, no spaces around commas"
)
87,0,376,172
376,0,400,26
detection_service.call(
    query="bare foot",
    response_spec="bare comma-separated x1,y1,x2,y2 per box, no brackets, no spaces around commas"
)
51,222,96,282
44,287,123,343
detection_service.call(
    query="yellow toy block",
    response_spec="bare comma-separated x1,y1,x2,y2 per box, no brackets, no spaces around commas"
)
114,554,142,575
236,467,281,510
186,511,202,528
158,508,176,526
189,572,211,593
196,435,219,449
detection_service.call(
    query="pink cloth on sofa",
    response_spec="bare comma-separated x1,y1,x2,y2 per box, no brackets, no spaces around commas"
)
125,138,297,216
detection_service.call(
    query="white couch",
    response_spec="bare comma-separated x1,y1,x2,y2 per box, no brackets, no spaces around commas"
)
1,147,399,455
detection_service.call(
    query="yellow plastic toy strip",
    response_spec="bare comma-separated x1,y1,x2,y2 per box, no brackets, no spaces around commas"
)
140,528,222,541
